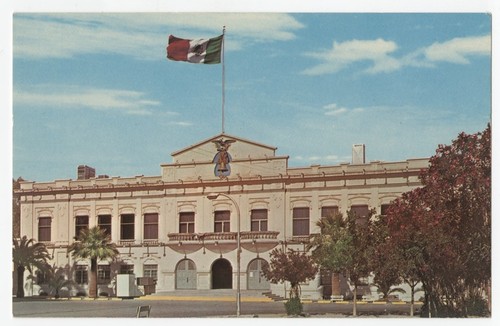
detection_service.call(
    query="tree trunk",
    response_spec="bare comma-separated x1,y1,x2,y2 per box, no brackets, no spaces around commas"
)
410,286,415,317
331,272,341,297
16,265,25,298
88,258,98,298
487,280,491,314
353,284,357,317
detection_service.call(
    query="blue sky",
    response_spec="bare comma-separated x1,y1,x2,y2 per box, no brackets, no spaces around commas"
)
10,10,492,182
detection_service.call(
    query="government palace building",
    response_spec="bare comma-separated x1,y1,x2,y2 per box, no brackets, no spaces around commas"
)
15,133,429,300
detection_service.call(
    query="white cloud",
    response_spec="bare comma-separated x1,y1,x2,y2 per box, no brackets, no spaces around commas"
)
13,13,304,60
326,108,348,116
170,121,193,127
323,103,364,116
424,35,491,64
303,38,401,75
14,85,160,115
303,35,490,76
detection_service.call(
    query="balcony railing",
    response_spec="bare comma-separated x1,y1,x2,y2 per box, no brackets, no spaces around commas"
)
142,239,160,246
167,231,279,242
287,235,314,244
240,231,280,240
118,239,137,246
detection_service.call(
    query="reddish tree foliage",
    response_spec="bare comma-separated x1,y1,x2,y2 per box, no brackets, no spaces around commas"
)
385,125,491,317
262,248,318,299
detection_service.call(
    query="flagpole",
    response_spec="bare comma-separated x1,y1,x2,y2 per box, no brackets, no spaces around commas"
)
221,26,226,134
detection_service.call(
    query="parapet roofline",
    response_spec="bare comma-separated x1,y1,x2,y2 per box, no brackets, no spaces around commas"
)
171,132,278,157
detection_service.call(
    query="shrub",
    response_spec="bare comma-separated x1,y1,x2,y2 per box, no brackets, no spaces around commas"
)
284,297,303,316
466,295,489,317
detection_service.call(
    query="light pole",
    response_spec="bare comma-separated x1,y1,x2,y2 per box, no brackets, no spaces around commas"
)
207,193,241,317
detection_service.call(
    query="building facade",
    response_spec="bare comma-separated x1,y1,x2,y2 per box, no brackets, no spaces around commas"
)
16,133,428,300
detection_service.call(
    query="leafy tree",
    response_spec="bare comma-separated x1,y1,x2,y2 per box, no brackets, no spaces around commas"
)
262,248,317,315
309,212,352,300
262,248,317,299
309,209,375,316
385,125,491,317
67,226,119,298
395,244,423,316
43,264,74,298
368,214,403,301
12,236,50,298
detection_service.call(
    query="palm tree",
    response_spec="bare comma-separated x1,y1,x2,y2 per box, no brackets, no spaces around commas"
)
44,264,74,298
13,236,50,298
67,226,119,298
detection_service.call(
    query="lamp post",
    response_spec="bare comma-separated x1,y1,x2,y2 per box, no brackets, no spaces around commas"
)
207,193,241,317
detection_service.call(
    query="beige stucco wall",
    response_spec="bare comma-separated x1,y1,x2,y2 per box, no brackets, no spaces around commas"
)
17,134,429,300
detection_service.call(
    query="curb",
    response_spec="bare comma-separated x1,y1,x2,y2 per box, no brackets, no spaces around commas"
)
303,300,424,305
69,297,122,301
137,296,274,303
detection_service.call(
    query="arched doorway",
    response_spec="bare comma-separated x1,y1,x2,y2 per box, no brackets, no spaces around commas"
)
247,258,270,290
211,258,232,289
176,259,197,290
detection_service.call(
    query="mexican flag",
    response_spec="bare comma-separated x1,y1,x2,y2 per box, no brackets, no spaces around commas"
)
167,34,223,64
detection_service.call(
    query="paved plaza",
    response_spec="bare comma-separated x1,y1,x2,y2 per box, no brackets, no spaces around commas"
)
12,290,422,318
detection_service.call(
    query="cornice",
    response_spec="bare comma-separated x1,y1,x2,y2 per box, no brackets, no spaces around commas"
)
14,167,425,197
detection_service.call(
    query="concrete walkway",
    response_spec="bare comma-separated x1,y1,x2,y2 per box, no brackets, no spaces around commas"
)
141,289,274,302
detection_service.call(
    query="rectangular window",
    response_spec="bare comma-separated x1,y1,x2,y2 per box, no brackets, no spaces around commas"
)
120,214,135,240
75,215,89,239
143,264,158,281
143,213,158,240
293,207,310,236
381,204,391,216
119,264,134,274
38,217,51,242
251,209,268,231
351,205,369,218
179,212,195,234
214,210,230,233
97,265,111,284
75,266,88,284
321,206,339,218
351,205,370,224
98,215,112,236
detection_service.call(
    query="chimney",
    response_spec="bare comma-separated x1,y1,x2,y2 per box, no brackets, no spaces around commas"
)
352,144,365,164
77,165,96,180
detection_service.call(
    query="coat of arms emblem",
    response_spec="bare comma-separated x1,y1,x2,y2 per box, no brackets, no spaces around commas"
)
212,138,235,177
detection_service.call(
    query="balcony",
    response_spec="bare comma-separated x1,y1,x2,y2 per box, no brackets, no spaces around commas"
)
167,231,280,254
167,231,279,242
117,239,137,247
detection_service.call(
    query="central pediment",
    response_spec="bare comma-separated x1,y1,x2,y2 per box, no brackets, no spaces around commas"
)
161,133,288,181
171,133,278,164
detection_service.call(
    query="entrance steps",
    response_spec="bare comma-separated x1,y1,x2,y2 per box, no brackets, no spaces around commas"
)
262,291,286,302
